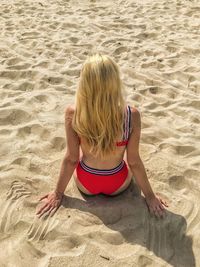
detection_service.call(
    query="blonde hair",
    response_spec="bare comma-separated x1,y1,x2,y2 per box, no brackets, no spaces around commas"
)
72,54,126,159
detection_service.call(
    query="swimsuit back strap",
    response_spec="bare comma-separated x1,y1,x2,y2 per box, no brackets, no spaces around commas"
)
122,105,131,141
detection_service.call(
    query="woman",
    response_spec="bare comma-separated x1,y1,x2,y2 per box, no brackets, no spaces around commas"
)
36,54,168,218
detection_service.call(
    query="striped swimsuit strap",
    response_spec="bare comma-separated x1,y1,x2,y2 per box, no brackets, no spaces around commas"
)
122,105,131,141
80,160,125,175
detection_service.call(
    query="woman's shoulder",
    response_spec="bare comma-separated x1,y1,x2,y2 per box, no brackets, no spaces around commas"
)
64,105,76,126
127,104,139,113
128,105,140,116
65,104,75,118
128,105,141,131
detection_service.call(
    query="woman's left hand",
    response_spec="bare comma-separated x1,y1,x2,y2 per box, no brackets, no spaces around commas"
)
145,194,169,218
36,191,63,218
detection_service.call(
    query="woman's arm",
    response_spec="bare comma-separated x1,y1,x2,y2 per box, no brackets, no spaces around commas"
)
36,106,80,217
54,106,80,196
54,157,78,197
127,107,155,199
128,157,155,199
127,107,168,217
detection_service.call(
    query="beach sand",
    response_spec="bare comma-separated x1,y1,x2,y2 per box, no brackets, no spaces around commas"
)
0,0,200,266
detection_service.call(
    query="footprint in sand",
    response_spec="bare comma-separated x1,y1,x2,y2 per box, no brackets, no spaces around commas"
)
0,108,31,126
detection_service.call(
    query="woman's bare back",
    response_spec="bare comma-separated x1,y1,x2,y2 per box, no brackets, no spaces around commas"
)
71,105,134,169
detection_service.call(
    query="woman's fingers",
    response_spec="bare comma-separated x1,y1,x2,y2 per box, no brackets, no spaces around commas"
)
38,205,52,218
153,205,158,215
145,199,159,217
153,206,161,218
149,206,155,216
150,202,165,218
159,203,165,210
39,194,48,201
156,205,165,218
36,191,63,218
145,196,168,218
160,198,168,207
36,202,50,217
36,202,60,218
154,208,161,218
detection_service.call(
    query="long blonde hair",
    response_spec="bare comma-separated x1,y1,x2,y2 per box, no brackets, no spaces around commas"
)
72,54,126,159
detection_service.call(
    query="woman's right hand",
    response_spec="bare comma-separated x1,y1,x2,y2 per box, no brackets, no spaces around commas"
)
145,194,169,218
36,191,63,218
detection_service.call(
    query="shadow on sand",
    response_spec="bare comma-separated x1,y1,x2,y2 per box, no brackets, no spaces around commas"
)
59,179,196,267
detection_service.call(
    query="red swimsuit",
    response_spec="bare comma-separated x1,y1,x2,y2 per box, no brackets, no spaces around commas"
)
76,105,131,195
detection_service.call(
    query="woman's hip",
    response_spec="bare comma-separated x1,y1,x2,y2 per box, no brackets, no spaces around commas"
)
74,160,129,195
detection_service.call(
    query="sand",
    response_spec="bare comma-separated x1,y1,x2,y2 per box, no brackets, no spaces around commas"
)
0,0,200,266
